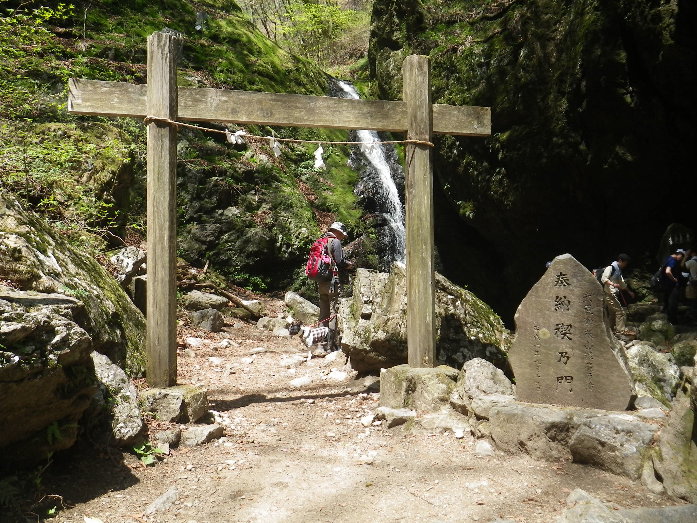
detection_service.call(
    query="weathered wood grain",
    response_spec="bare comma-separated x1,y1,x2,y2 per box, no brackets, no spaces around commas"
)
404,55,436,368
145,31,180,387
68,79,490,136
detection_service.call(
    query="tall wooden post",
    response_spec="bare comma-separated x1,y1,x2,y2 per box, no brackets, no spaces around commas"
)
403,55,435,367
146,31,181,387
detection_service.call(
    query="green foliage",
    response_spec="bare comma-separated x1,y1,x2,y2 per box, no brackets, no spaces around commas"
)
132,442,164,466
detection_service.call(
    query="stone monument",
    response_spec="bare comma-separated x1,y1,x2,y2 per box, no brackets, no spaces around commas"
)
508,254,634,410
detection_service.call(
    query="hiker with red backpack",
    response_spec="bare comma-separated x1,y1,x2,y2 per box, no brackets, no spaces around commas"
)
600,253,635,337
305,222,354,355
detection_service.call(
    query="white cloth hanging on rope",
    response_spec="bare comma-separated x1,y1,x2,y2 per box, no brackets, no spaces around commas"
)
314,145,325,170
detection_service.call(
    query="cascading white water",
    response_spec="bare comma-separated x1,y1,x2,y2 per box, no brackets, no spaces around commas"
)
336,81,406,266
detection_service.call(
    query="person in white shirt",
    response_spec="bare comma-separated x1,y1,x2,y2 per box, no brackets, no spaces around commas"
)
600,253,636,335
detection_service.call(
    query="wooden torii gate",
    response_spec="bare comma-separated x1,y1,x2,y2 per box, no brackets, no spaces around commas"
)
68,31,491,387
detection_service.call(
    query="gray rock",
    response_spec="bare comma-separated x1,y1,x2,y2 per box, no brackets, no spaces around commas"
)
181,290,229,310
641,460,665,495
144,487,178,515
91,352,146,447
152,428,182,449
284,291,320,325
568,413,659,479
555,489,627,523
374,406,416,428
109,246,146,289
257,316,289,332
627,342,680,405
189,308,225,332
338,266,510,373
489,403,575,461
140,385,208,423
618,505,697,522
672,340,697,368
474,439,495,456
653,390,697,503
0,292,96,464
0,193,145,374
450,358,514,417
638,315,674,347
180,424,224,446
380,364,459,412
633,395,666,410
509,253,634,411
419,409,469,434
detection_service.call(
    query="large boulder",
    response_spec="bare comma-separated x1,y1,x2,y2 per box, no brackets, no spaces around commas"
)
0,291,96,466
652,384,697,503
626,341,681,407
0,194,146,374
338,266,510,373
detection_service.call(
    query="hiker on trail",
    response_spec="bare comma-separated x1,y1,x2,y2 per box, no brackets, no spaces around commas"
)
316,222,353,355
684,247,697,323
660,248,686,324
600,253,635,336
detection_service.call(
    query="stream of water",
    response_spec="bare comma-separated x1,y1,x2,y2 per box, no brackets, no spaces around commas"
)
336,80,406,268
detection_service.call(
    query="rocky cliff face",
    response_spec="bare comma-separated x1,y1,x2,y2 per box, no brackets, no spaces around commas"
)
369,0,697,322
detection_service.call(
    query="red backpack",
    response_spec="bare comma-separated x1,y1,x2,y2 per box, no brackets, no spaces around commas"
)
305,237,334,281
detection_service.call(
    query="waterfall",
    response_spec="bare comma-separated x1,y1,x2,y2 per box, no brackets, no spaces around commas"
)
335,80,406,269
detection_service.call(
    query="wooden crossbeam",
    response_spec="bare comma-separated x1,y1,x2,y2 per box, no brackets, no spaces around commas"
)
68,79,491,136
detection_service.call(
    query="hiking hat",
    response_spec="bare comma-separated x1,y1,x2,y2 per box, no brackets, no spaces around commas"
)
328,221,348,238
675,248,686,255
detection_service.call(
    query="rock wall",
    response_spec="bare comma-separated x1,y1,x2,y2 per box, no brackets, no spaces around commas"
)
0,193,145,374
369,0,697,323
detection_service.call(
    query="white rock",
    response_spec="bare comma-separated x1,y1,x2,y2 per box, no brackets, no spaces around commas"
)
250,347,266,354
325,350,346,364
360,414,375,427
208,357,223,365
185,337,205,348
241,299,263,316
474,439,495,456
290,376,312,388
240,356,255,365
327,370,349,382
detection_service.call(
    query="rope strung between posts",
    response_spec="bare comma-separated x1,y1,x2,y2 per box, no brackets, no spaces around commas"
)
143,115,435,148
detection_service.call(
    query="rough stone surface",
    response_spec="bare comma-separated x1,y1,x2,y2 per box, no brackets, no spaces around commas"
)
338,266,510,373
109,246,146,292
284,291,319,325
374,406,416,428
653,389,697,503
189,308,225,332
638,315,675,347
672,340,697,368
257,316,289,332
180,424,224,447
508,253,634,410
627,342,680,406
488,402,661,478
568,413,659,479
0,194,146,374
379,364,459,412
90,351,146,447
181,290,229,311
0,291,96,465
450,357,514,418
140,385,208,423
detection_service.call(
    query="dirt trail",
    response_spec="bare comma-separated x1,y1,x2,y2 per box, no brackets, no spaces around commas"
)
48,298,676,523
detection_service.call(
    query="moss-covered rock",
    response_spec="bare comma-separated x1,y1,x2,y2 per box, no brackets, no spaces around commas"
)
0,193,145,374
369,0,697,323
338,266,511,373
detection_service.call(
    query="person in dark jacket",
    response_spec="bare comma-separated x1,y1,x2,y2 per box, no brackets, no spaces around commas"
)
661,248,686,324
316,221,353,355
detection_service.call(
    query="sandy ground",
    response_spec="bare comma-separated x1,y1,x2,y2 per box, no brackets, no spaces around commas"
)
43,296,682,523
